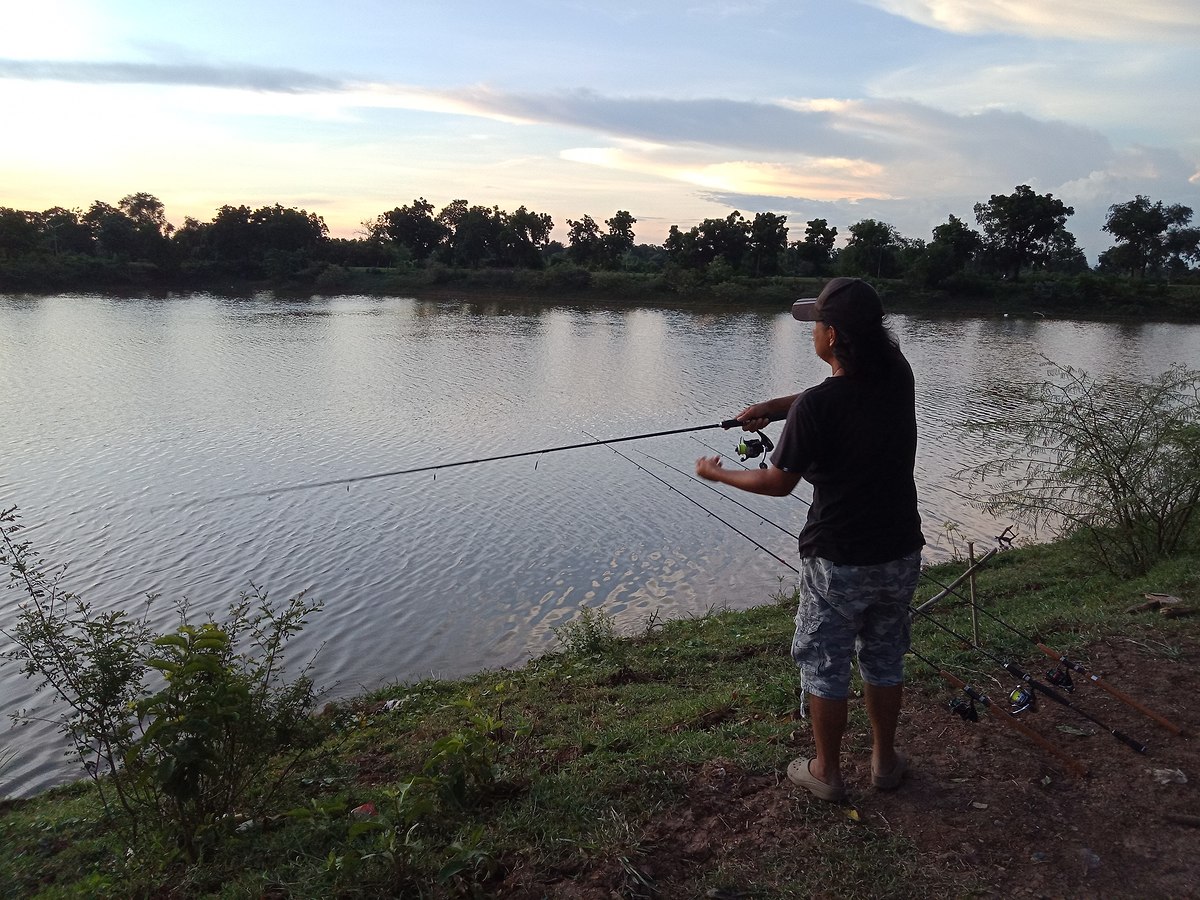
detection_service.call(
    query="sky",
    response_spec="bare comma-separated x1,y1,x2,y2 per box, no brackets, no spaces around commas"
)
2,0,1198,262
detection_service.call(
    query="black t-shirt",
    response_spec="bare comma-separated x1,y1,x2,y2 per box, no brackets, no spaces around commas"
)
770,350,924,565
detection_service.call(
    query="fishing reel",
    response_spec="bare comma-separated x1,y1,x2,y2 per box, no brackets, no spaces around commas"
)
1009,686,1037,715
1046,664,1075,693
949,696,978,722
736,431,775,469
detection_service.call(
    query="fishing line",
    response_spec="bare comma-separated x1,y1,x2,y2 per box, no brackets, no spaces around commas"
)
584,433,799,575
631,448,800,541
166,419,745,511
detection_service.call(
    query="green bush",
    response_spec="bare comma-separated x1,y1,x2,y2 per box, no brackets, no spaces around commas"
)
0,506,323,862
960,361,1200,574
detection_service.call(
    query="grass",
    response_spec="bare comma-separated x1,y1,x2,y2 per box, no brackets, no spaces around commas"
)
2,536,1198,898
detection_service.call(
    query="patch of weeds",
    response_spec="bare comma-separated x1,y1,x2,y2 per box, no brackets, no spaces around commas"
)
553,604,621,656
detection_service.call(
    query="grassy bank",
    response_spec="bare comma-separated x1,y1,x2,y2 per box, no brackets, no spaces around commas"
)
2,534,1198,898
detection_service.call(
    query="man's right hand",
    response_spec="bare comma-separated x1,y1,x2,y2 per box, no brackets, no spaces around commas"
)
737,403,773,431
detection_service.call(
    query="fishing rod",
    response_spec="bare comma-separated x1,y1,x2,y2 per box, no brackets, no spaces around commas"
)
920,570,1184,736
584,433,800,575
911,604,1148,753
908,646,1088,777
182,419,747,508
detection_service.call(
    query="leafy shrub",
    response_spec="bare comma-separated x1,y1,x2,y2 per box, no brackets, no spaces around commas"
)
553,604,619,655
960,361,1200,574
0,506,323,861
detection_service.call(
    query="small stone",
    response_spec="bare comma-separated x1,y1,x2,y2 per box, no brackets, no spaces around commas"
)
1030,851,1049,864
971,801,989,810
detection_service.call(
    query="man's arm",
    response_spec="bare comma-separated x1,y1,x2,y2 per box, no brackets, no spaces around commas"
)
694,457,801,496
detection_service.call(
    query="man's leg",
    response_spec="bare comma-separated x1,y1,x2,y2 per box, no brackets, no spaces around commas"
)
863,681,903,777
807,694,848,787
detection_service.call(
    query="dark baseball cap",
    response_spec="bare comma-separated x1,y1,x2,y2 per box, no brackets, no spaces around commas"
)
791,277,883,324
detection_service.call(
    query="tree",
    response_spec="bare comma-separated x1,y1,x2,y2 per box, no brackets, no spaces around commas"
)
746,212,788,276
206,205,260,274
567,211,637,269
839,219,902,278
664,212,751,273
566,214,603,267
1102,196,1194,277
1042,226,1089,274
974,185,1075,281
39,207,95,255
369,198,446,261
1165,226,1200,274
119,193,170,237
601,210,636,268
0,208,39,257
499,205,554,267
84,201,139,260
250,205,328,253
913,214,982,286
790,218,838,275
444,204,505,268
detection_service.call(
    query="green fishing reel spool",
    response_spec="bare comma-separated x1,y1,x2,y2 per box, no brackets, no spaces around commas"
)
736,431,775,469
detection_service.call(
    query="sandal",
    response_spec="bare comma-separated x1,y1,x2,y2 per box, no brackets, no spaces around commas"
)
786,757,847,802
872,751,908,790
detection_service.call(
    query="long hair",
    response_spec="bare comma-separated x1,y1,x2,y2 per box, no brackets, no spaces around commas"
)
826,315,900,379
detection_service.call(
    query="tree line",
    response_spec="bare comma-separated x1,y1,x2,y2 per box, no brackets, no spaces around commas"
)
1,186,1197,294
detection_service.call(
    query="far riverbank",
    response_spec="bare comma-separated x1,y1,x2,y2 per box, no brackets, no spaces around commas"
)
5,262,1200,322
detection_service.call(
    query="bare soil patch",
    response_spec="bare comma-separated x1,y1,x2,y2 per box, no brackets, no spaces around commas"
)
500,633,1199,898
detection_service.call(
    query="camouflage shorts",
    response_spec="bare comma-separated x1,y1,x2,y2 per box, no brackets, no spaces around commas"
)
791,551,922,700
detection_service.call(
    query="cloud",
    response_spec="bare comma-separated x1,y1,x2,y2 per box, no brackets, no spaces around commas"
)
0,58,342,93
868,50,1200,146
2,55,1195,258
861,0,1200,41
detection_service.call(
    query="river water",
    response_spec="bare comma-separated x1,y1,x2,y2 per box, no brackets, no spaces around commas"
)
2,292,1199,796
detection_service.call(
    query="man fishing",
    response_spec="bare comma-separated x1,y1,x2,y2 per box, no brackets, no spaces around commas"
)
695,277,924,802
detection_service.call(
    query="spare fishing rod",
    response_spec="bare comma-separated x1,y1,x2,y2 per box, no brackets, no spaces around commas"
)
584,432,799,575
921,570,1184,736
911,604,1148,753
177,419,749,509
908,646,1088,777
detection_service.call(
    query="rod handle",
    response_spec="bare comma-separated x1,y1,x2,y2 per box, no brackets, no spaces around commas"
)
721,410,788,430
1089,675,1184,735
1113,729,1148,754
1037,643,1185,735
940,669,967,690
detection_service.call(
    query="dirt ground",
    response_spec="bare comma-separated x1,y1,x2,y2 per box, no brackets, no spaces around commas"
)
501,629,1200,899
